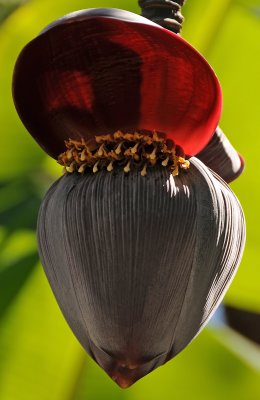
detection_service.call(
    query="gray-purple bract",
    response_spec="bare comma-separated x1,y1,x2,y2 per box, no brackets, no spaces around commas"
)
196,127,244,183
37,157,245,388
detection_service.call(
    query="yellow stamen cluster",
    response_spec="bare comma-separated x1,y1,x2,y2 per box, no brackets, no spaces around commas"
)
58,131,190,177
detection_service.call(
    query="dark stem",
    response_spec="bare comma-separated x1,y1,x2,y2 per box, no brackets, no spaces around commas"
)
138,0,185,33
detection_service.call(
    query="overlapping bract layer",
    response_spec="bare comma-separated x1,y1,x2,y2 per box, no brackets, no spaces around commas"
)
37,159,245,387
13,8,222,158
196,127,244,183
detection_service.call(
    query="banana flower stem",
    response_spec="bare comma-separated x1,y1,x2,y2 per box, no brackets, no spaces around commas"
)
138,0,185,33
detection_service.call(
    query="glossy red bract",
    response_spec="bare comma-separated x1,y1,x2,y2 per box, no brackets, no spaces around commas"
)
13,8,222,158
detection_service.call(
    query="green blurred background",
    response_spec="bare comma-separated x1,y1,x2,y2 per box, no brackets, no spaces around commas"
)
0,0,260,399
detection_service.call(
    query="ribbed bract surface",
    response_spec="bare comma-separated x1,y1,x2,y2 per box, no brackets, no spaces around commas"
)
37,158,245,387
197,127,244,183
12,8,222,158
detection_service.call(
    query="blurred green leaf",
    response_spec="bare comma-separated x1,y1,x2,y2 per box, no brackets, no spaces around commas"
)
182,0,234,54
0,4,17,23
212,326,260,370
0,177,41,234
237,0,260,6
0,229,36,268
238,2,260,20
0,251,38,318
0,1,28,23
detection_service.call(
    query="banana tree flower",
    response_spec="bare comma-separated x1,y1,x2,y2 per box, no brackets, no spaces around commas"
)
13,8,246,388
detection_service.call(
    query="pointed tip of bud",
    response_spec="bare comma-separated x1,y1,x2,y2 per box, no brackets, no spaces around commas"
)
88,340,168,388
106,359,154,388
112,374,134,389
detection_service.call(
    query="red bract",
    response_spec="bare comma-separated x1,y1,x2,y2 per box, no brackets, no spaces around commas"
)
13,8,222,158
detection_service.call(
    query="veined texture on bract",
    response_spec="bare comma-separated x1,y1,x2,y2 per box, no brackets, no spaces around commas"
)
197,127,244,183
12,8,222,158
37,157,245,388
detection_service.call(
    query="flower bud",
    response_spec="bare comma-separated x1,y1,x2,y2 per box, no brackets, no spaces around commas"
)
37,158,245,387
